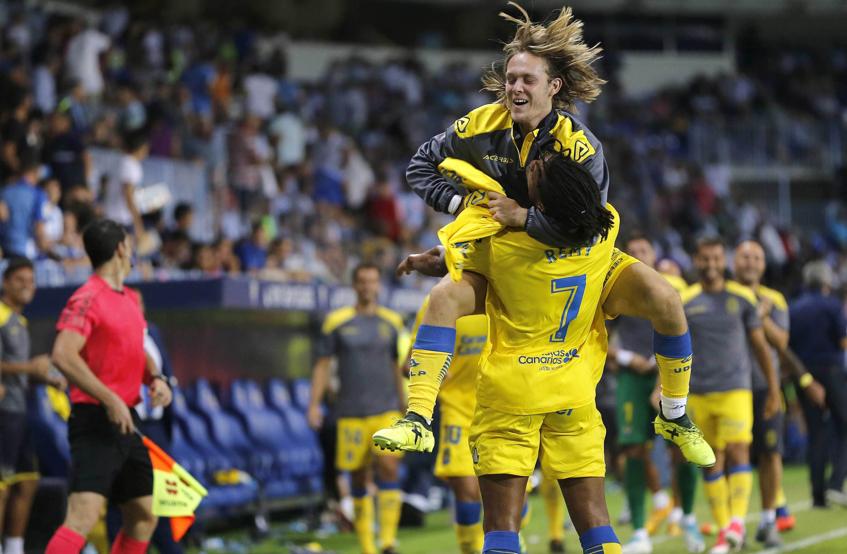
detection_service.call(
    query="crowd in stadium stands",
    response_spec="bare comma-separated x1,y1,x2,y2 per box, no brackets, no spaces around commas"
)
0,5,846,293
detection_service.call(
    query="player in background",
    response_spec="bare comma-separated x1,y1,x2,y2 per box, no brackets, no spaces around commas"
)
0,258,66,554
411,296,488,554
608,236,703,554
382,2,713,476
683,238,780,554
307,264,407,554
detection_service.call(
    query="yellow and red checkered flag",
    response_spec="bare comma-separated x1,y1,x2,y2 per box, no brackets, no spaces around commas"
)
142,436,208,541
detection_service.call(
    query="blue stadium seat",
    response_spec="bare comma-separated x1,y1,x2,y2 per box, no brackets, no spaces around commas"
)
171,387,240,473
265,379,324,494
27,386,70,478
187,379,275,480
225,379,304,498
290,378,312,412
170,424,258,517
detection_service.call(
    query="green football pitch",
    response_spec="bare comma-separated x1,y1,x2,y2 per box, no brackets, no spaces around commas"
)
193,465,847,553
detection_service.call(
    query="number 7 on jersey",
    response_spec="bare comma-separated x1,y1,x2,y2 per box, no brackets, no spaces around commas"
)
550,274,587,343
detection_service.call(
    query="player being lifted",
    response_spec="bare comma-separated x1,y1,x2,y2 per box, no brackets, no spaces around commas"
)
377,0,710,488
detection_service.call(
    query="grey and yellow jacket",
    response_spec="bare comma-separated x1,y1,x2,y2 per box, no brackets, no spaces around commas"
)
406,102,609,246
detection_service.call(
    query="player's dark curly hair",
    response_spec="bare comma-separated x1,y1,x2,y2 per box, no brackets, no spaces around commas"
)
535,154,614,247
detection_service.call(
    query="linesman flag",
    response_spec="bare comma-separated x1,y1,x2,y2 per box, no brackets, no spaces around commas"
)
142,435,208,541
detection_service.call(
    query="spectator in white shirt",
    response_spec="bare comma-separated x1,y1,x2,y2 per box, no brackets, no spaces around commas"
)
64,22,110,97
103,130,147,242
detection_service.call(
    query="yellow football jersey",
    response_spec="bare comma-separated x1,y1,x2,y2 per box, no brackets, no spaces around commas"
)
411,296,488,423
461,205,621,415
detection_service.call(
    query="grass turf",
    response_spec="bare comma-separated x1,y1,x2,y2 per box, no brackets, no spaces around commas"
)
191,465,847,553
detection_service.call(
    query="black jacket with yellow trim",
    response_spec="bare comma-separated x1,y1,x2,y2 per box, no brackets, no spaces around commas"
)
407,102,609,246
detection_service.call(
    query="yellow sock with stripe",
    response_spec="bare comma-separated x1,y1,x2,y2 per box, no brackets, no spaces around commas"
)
541,476,565,542
653,331,692,419
377,482,402,550
703,472,730,529
728,464,753,521
455,501,483,554
353,489,377,554
407,325,456,421
579,525,621,554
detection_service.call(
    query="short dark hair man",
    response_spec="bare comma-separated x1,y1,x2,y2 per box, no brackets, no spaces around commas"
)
45,219,173,554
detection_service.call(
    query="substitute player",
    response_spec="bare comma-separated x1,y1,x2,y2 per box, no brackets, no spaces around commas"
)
732,240,791,547
45,219,173,554
307,264,407,554
411,296,488,554
683,238,780,554
0,258,66,554
609,236,702,554
394,2,710,469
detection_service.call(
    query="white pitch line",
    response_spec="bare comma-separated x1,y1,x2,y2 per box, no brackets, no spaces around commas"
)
758,526,847,553
650,501,811,546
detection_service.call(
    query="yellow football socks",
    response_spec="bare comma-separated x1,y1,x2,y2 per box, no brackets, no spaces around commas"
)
703,472,730,529
377,485,402,550
353,493,377,554
407,325,456,421
728,465,753,521
455,501,483,554
653,331,692,419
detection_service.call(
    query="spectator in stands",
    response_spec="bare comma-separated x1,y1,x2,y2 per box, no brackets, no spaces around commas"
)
269,100,306,170
40,177,64,248
0,258,66,554
0,88,33,184
0,154,50,259
243,62,278,121
42,110,90,194
46,219,173,554
32,50,61,115
64,20,110,99
788,261,847,508
116,81,147,134
171,203,194,236
158,231,192,270
235,222,269,273
213,236,241,275
103,130,148,245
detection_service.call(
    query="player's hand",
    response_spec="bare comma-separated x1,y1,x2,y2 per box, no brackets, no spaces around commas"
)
105,394,134,435
31,354,53,380
764,388,781,419
757,296,774,320
307,403,323,430
47,369,68,391
149,378,173,408
396,246,447,278
487,192,528,228
803,378,826,408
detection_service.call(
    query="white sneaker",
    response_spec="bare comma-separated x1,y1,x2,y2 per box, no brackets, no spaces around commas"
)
622,534,653,554
683,520,706,553
826,488,847,508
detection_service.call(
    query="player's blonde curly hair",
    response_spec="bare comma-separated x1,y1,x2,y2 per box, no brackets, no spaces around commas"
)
482,2,606,112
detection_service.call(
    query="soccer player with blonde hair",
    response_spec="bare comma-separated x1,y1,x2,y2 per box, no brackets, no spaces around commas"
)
375,4,714,553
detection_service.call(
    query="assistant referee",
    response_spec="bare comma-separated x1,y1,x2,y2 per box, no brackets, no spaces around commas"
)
45,219,173,554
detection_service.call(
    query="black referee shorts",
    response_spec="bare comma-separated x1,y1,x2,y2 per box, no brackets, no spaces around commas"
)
68,404,153,505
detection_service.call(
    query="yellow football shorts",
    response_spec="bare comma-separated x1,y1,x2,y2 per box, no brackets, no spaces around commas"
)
469,401,606,480
687,389,753,449
435,407,475,479
336,411,403,471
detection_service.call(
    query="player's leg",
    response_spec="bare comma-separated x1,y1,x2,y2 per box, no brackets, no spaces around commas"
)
670,447,704,553
752,389,784,547
339,418,378,554
602,258,713,467
449,477,484,554
470,407,541,553
45,492,107,554
540,475,566,553
3,478,38,554
543,405,621,553
721,391,754,550
374,271,486,452
374,453,403,553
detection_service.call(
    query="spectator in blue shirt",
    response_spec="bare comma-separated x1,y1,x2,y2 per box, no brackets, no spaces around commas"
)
789,261,847,507
235,222,269,273
0,155,49,259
